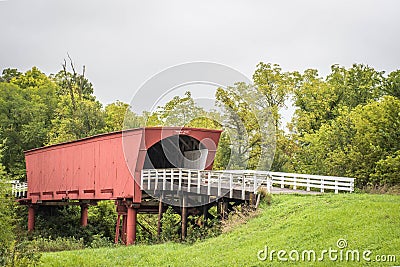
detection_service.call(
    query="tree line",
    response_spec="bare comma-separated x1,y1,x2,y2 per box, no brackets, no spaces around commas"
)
0,61,399,186
0,59,399,264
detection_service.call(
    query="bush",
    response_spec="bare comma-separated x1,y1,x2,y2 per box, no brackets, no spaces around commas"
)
29,236,85,252
160,207,181,242
185,216,221,244
371,151,400,186
88,235,114,249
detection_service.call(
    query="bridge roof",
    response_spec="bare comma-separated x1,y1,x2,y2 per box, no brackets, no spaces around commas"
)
24,127,223,155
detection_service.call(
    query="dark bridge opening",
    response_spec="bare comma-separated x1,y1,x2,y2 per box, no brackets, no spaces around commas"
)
143,135,208,169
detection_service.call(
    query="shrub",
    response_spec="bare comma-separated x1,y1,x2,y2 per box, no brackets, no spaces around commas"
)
29,236,85,252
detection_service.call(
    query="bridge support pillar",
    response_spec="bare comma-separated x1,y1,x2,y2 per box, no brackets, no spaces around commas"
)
80,204,88,227
181,195,188,240
157,196,163,237
28,205,35,231
217,198,228,219
115,200,138,245
125,206,137,245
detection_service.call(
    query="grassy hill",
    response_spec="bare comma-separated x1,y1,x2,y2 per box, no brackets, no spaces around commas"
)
40,193,400,266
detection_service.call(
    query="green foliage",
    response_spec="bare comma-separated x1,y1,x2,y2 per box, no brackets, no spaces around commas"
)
270,130,298,172
216,83,271,169
326,64,383,109
0,79,57,177
87,201,117,241
253,62,300,128
382,70,400,98
145,91,220,129
88,235,114,249
293,64,384,135
33,201,117,246
293,69,340,134
292,96,400,186
185,216,221,244
0,145,41,266
0,68,22,83
371,151,400,186
104,101,143,131
48,95,105,144
212,132,231,170
10,67,55,89
160,207,181,242
29,236,85,252
0,146,15,265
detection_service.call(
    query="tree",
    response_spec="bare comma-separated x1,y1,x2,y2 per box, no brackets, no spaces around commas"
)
253,62,300,129
293,69,340,134
371,151,400,186
0,68,59,177
48,95,105,144
104,101,143,132
216,83,275,170
292,95,400,187
0,143,15,265
0,68,21,83
47,59,106,144
382,70,400,98
293,64,384,136
10,66,54,89
144,91,221,129
326,64,383,109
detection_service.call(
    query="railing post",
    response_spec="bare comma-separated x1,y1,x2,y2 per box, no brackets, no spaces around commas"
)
307,177,310,191
140,170,144,189
170,169,174,191
229,173,233,198
293,176,297,190
163,169,166,190
207,172,211,195
197,170,201,194
350,180,354,193
155,170,159,191
178,169,182,191
188,170,191,192
242,174,245,200
335,180,338,194
253,174,257,194
218,173,222,197
147,169,151,190
321,179,324,193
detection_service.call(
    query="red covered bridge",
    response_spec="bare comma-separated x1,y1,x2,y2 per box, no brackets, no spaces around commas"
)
21,127,222,245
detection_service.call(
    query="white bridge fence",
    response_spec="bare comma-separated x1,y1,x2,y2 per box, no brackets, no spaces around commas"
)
6,169,355,200
141,168,355,199
8,180,28,198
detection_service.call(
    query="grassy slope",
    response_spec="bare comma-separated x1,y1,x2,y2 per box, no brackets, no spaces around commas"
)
40,194,400,266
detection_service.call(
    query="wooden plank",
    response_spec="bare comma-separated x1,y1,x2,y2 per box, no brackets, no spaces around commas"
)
197,170,201,194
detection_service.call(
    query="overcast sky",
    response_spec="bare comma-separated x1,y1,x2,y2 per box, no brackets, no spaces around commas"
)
1,0,399,112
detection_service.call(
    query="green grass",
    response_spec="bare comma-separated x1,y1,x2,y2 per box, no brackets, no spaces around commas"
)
40,193,400,266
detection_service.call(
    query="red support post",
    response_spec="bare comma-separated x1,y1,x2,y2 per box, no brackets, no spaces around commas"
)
80,204,88,227
122,214,127,244
125,206,137,245
115,214,121,244
28,205,35,231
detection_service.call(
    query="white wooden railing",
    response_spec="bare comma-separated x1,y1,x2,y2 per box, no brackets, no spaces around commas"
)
141,168,355,199
269,172,355,193
9,180,28,198
141,168,267,200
